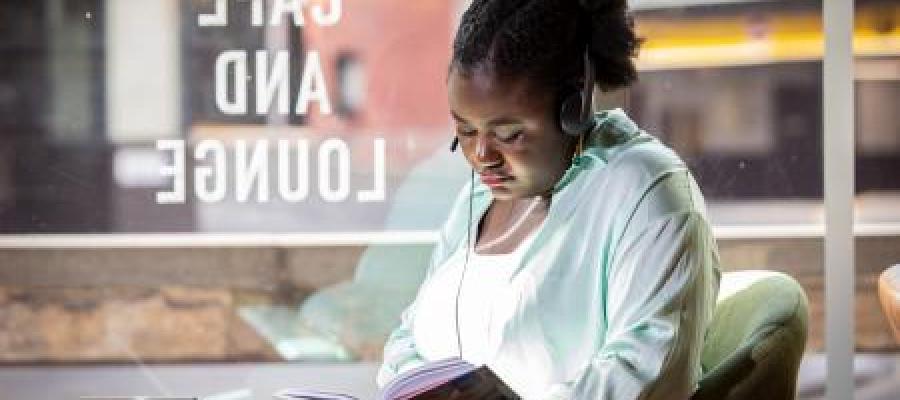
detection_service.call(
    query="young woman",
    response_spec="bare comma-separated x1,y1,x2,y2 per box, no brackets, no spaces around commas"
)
377,1,720,399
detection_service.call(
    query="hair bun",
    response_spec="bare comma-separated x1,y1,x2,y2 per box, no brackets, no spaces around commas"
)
577,0,626,13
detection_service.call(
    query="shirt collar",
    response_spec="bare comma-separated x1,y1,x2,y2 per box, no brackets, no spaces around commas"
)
551,108,644,193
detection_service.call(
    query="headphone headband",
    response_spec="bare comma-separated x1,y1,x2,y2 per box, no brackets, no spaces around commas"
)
579,50,596,125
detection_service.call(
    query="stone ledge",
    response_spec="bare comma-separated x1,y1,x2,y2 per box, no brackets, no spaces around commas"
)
0,238,897,363
0,286,281,363
0,246,365,290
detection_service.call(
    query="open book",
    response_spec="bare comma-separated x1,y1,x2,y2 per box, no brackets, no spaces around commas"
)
273,358,520,400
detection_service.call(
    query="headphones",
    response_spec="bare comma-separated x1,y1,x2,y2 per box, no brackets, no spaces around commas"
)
448,50,596,362
559,50,598,138
450,49,596,153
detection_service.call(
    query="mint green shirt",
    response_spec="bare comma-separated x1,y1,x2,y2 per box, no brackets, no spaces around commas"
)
377,109,721,399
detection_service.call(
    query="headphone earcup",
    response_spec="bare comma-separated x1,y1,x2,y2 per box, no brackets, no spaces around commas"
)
559,91,591,137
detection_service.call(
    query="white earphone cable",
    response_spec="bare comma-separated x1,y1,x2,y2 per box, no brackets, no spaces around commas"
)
454,168,475,359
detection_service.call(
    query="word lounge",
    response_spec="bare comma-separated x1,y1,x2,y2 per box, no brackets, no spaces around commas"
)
156,138,386,204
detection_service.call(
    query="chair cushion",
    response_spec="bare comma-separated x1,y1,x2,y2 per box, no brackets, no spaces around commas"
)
693,270,809,400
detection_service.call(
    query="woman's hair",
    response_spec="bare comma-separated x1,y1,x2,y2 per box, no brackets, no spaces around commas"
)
451,0,641,93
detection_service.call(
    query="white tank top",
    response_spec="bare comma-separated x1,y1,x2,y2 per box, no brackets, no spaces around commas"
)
411,225,542,366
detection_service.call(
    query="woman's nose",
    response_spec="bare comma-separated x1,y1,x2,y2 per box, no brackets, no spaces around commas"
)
473,134,502,167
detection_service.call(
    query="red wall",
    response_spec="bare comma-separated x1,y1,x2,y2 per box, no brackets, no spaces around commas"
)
303,1,454,137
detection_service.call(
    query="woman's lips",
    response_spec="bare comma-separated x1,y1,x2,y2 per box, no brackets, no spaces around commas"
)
479,174,512,186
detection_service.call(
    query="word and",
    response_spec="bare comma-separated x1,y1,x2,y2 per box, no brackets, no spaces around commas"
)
216,50,329,115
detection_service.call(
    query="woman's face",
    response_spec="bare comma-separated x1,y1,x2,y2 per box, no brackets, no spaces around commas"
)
448,67,576,200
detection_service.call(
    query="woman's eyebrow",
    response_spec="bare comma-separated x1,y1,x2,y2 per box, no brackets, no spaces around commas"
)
450,111,522,127
486,116,523,127
450,111,467,123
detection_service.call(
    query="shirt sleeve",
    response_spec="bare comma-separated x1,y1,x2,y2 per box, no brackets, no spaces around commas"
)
375,181,474,388
544,209,720,400
375,291,429,388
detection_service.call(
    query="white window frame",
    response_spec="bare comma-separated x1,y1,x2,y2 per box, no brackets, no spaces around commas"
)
824,0,855,399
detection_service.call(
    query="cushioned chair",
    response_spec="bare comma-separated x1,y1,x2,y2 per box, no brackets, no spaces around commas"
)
692,270,809,400
877,264,900,342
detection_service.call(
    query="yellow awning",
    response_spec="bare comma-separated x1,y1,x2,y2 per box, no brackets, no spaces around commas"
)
635,5,899,70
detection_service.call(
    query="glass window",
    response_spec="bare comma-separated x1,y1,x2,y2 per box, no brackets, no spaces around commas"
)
854,1,900,396
631,0,826,355
2,1,895,399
